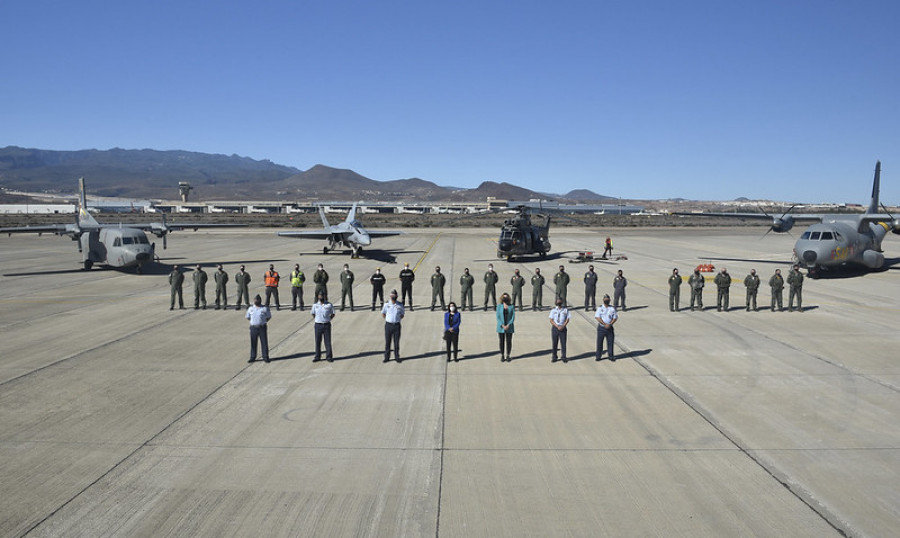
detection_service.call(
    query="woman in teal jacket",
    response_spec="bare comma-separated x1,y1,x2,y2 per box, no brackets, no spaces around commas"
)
496,292,515,362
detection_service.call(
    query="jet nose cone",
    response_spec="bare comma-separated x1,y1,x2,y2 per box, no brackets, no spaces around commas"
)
802,250,817,264
358,235,371,246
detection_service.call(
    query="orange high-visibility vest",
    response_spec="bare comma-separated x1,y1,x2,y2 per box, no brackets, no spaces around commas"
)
265,271,280,287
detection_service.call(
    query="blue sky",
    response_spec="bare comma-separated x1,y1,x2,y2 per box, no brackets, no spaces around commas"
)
4,0,899,204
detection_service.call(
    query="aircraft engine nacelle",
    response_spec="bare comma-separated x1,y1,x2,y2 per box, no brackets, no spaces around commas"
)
862,250,884,269
771,216,794,233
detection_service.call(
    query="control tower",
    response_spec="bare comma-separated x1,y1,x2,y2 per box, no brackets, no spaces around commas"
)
178,182,194,203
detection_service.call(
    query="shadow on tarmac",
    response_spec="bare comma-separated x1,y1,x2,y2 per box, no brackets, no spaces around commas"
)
295,249,424,264
617,348,652,360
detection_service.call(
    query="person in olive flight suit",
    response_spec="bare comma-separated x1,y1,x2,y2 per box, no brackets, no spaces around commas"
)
553,265,570,306
193,264,208,310
399,262,415,310
510,269,526,310
290,264,306,311
370,267,386,311
714,267,731,312
787,264,804,312
583,265,598,311
339,264,354,311
430,266,446,311
214,264,229,310
459,267,475,311
769,268,784,312
313,263,329,300
668,268,682,312
531,267,545,311
612,269,627,311
743,268,760,311
483,264,499,311
688,268,705,311
234,264,251,310
169,264,184,310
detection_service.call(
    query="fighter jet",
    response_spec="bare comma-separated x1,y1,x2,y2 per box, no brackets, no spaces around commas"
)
0,177,245,272
277,203,402,258
679,162,900,276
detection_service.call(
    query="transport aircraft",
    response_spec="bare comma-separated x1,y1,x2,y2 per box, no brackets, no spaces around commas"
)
277,203,402,258
0,178,244,272
680,162,900,276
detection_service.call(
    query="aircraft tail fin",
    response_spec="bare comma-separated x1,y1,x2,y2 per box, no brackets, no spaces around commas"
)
867,161,881,214
77,177,99,226
318,206,330,228
345,203,358,223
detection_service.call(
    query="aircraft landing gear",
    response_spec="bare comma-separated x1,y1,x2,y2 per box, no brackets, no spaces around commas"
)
323,246,329,254
83,260,93,270
352,247,362,259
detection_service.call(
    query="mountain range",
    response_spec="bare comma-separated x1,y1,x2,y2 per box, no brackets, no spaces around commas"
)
0,146,612,202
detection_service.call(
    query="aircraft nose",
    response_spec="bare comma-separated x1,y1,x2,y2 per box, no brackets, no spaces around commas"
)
136,251,151,262
358,234,371,246
802,250,817,264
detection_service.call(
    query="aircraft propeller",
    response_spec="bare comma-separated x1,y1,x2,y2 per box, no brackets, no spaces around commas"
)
880,203,900,235
150,212,170,249
758,204,796,238
71,213,84,252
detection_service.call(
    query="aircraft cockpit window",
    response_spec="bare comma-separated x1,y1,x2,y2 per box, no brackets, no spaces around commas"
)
136,235,149,244
810,232,821,240
833,232,843,241
122,236,133,245
801,231,811,239
500,230,515,241
113,238,122,247
820,231,834,241
350,220,361,227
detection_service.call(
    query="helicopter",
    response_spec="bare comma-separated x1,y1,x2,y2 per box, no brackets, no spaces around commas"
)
497,205,552,260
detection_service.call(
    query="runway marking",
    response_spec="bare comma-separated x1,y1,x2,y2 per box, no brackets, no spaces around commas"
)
623,343,851,536
413,232,442,272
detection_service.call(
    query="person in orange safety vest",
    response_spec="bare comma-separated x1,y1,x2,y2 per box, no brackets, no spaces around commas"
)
264,264,281,311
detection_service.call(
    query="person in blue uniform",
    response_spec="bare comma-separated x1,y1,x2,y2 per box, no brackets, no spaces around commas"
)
245,294,272,363
382,289,405,362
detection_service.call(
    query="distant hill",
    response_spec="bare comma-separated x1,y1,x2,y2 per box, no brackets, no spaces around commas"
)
564,189,614,201
0,146,300,199
0,146,599,202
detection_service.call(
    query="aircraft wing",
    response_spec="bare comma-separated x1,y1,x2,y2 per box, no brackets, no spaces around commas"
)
857,214,898,224
276,230,338,239
0,223,98,236
366,230,404,238
138,222,247,233
672,211,823,222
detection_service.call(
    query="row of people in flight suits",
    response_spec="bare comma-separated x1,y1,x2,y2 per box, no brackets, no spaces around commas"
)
168,261,805,313
168,262,627,312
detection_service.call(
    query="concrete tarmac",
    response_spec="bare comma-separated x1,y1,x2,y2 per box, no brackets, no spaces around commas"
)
0,227,897,537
